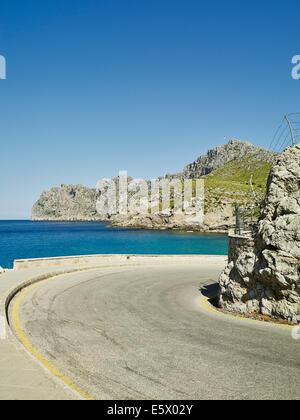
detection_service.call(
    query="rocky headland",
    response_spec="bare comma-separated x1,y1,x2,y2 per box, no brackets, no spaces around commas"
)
32,139,279,231
32,184,105,221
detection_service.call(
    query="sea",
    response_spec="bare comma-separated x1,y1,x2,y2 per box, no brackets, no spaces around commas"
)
0,220,228,269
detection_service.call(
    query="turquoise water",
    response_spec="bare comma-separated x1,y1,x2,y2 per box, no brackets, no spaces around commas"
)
0,220,228,268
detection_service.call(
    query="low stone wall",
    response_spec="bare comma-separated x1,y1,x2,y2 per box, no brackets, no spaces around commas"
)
14,254,227,270
228,234,255,263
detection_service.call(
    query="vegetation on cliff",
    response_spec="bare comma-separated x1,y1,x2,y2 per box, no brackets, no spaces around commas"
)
203,154,274,213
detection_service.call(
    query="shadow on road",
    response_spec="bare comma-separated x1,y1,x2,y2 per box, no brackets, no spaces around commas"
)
201,282,219,298
201,282,220,308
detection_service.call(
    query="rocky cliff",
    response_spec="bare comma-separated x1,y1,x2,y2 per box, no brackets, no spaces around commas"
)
31,184,105,221
183,138,276,178
32,139,278,230
219,143,300,322
110,149,276,231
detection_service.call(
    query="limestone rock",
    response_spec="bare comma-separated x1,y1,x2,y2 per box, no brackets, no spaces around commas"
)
110,213,190,230
31,184,106,221
183,138,277,178
110,202,235,231
218,144,300,321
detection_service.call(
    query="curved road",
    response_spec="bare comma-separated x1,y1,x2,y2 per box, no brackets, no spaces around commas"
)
10,263,300,400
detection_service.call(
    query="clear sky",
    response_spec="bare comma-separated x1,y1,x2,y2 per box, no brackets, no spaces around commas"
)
1,0,300,219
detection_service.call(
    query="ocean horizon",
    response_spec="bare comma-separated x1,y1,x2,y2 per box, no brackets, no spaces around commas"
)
0,220,228,269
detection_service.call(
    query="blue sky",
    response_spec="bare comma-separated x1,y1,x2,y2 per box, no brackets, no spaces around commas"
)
1,0,300,218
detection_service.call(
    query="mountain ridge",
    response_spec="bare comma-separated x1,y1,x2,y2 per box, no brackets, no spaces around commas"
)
183,138,277,178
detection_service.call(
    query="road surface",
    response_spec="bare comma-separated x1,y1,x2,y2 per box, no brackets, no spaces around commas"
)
10,262,300,400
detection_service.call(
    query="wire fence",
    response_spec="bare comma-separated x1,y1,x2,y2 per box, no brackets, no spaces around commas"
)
234,113,300,236
234,203,258,236
269,113,300,152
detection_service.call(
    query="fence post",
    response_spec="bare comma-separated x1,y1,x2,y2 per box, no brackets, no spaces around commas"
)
235,203,241,235
284,115,295,146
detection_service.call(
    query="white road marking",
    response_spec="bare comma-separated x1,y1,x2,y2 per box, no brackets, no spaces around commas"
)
0,316,6,340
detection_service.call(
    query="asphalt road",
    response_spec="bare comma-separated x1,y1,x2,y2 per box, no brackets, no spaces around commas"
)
10,263,300,400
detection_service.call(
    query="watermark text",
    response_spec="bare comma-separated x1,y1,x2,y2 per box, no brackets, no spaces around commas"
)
292,55,300,80
0,55,6,79
96,171,204,225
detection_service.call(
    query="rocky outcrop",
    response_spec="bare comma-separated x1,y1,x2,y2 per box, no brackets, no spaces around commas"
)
110,202,235,231
32,184,105,221
184,138,277,178
110,213,187,230
219,144,300,322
